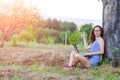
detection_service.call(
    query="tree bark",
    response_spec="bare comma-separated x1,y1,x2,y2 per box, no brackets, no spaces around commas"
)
0,34,7,47
0,38,5,47
102,0,120,66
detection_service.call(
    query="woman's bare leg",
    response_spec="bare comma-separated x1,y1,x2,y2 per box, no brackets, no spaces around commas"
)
72,57,80,67
68,51,77,66
67,51,90,68
74,54,90,68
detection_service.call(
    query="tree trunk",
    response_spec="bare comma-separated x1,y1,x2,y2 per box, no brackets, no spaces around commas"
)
0,38,5,47
102,0,120,66
0,34,7,47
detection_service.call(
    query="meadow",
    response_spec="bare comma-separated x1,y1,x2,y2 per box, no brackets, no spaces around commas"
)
0,44,120,80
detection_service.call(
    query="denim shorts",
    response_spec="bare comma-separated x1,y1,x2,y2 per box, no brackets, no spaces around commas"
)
88,55,101,67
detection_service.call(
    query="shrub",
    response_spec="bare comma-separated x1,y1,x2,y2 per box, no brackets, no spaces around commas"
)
41,37,55,44
18,26,37,43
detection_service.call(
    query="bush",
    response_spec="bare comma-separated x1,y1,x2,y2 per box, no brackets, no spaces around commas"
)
69,31,83,45
18,26,37,43
59,30,72,44
79,23,92,43
41,37,55,44
7,34,19,47
69,31,84,52
37,28,59,43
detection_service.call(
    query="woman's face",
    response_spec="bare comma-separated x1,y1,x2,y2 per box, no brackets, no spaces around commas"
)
94,27,101,37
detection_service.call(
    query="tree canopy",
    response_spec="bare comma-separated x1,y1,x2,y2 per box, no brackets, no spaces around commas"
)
0,0,40,47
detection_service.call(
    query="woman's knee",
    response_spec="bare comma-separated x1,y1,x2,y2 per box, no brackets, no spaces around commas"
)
74,55,91,68
74,53,80,58
74,56,80,62
70,50,76,56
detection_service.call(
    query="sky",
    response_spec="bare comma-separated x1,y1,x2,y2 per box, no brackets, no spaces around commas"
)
29,0,103,20
3,0,103,20
2,0,103,26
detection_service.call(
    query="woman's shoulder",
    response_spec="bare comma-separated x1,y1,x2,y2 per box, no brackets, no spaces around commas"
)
98,37,104,43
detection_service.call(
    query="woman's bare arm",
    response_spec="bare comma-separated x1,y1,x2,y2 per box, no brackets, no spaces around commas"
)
83,38,104,56
81,34,91,50
94,38,104,54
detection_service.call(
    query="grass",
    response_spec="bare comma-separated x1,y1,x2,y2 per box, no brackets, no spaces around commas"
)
0,64,120,80
0,43,120,80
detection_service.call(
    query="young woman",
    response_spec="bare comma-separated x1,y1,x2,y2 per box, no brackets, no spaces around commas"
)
64,25,104,69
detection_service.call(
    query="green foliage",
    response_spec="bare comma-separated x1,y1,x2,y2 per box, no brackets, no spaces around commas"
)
79,23,92,43
45,18,60,30
111,47,119,68
99,58,109,65
7,18,77,45
46,18,78,32
105,74,116,80
37,28,50,41
18,26,37,43
112,47,119,59
11,76,19,80
91,69,100,76
59,31,66,44
59,30,72,44
92,77,101,80
41,37,55,44
37,28,59,43
59,21,77,32
68,22,78,32
0,0,41,47
9,34,19,47
69,31,83,45
112,47,119,54
31,60,39,72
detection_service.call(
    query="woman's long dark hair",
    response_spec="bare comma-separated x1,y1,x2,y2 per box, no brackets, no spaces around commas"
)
89,25,103,43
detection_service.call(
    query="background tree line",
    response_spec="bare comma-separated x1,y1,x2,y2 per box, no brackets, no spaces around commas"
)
0,0,92,47
8,18,78,46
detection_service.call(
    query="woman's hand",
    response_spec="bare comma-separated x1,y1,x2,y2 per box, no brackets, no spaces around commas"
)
83,53,92,56
81,33,90,50
81,33,86,40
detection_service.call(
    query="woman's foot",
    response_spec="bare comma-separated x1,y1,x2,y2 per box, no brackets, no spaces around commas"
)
63,65,73,69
